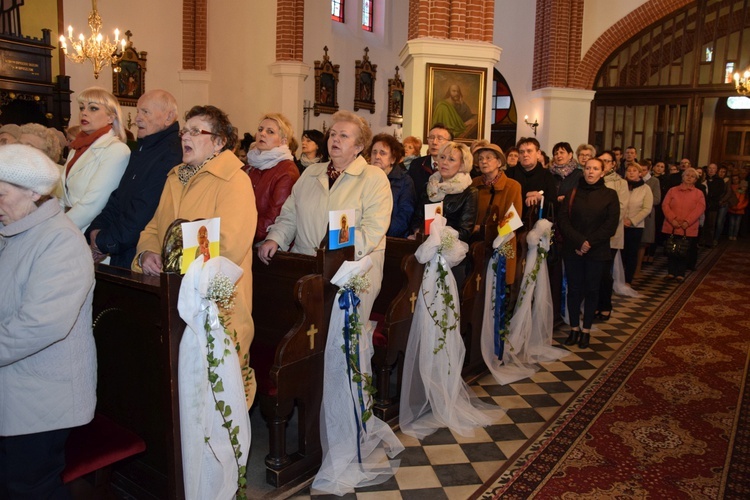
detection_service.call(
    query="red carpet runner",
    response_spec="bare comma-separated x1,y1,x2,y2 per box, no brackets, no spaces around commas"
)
478,247,750,499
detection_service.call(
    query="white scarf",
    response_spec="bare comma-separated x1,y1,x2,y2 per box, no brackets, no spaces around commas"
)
426,171,473,202
246,145,294,171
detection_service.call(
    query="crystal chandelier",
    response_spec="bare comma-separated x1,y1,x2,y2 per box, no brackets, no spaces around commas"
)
58,0,125,79
735,69,750,96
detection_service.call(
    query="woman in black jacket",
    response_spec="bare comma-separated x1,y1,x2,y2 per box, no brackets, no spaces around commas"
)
558,158,620,348
413,141,478,242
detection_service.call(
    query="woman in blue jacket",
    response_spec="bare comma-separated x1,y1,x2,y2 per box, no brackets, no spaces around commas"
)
368,133,416,238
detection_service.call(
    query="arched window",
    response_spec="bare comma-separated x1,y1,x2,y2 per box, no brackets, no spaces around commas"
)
362,0,373,32
332,0,345,23
490,69,517,152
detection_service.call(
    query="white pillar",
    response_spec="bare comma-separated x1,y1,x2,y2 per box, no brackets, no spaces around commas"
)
178,70,211,119
399,39,501,152
529,87,596,153
269,61,311,139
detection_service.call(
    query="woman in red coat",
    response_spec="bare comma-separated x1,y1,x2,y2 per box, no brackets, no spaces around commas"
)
661,167,705,281
246,113,300,243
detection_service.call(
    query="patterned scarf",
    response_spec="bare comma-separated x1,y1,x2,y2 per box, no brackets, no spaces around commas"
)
549,158,578,179
327,163,343,188
66,125,113,176
426,171,473,202
178,153,218,185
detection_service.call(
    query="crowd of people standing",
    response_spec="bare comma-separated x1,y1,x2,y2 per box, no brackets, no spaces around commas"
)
2,86,748,497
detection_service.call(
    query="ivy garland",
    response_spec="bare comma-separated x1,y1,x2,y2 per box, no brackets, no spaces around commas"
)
339,273,376,425
204,273,247,500
423,231,460,373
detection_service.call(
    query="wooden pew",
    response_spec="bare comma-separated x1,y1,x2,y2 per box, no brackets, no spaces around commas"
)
92,266,185,500
370,237,423,423
461,205,500,378
251,244,353,487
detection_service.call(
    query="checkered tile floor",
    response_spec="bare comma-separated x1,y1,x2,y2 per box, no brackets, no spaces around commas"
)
248,248,700,500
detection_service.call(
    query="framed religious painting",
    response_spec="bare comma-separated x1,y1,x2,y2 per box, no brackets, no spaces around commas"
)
354,47,376,113
112,31,147,107
424,63,487,144
387,66,404,126
314,46,339,116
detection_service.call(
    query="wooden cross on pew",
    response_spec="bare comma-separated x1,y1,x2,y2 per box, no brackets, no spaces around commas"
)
306,324,317,350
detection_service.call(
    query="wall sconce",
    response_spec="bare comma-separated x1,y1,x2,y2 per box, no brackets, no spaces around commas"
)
524,115,539,136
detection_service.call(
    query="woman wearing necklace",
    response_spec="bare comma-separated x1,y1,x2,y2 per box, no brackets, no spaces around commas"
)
61,87,130,231
245,113,299,244
133,104,258,406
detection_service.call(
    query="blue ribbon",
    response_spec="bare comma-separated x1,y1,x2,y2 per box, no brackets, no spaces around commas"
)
338,289,366,463
493,251,508,360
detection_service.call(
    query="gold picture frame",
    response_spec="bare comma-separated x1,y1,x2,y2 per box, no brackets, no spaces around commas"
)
112,31,147,107
387,66,404,126
424,63,487,144
314,46,339,116
354,47,376,113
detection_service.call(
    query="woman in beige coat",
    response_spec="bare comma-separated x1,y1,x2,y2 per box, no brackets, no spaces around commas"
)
133,105,257,406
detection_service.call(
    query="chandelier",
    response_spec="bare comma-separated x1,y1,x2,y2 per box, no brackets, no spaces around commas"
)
58,0,125,79
735,69,750,96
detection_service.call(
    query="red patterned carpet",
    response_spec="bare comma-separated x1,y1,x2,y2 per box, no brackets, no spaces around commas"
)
478,246,750,499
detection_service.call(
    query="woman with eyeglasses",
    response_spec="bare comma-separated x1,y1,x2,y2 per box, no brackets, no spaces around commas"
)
133,105,258,407
61,87,130,231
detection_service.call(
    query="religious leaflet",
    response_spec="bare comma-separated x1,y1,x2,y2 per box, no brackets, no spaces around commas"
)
499,203,523,238
329,208,355,250
181,218,220,274
424,201,443,235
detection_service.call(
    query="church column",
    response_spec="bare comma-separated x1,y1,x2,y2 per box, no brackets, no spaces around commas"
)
400,0,500,147
179,0,210,113
271,0,309,140
529,0,593,149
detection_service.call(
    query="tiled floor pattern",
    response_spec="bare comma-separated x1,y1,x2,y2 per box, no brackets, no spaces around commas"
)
253,251,693,499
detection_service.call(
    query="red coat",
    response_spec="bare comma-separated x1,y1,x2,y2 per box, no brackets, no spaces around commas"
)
661,184,705,237
246,159,299,243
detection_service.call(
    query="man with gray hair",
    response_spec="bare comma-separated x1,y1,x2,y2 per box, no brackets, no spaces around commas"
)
86,89,182,268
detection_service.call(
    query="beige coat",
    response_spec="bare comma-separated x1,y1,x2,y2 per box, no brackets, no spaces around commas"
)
604,171,628,249
133,150,258,406
266,156,392,318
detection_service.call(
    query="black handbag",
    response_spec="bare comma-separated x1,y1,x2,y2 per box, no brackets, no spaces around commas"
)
664,229,689,258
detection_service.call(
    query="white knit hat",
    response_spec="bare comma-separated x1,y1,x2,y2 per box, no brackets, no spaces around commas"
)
0,144,60,195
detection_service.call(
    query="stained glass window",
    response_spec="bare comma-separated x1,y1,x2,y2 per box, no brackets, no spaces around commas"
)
332,0,344,23
362,0,373,31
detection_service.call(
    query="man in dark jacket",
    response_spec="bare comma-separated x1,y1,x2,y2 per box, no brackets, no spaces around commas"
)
701,163,725,246
86,90,182,268
408,123,452,234
506,137,558,221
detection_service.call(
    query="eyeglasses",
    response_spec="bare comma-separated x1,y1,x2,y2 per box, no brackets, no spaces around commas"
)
179,128,218,137
599,158,614,163
428,135,450,143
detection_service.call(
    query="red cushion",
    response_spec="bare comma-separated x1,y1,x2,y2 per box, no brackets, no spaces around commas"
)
62,413,146,484
370,312,388,347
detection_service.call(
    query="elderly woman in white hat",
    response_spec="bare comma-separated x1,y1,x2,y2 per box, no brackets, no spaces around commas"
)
0,144,96,498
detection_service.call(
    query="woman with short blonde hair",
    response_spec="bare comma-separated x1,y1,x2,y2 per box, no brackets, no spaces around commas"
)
62,87,130,231
246,112,299,243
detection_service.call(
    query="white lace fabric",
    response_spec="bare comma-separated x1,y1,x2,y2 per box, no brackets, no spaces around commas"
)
399,216,504,439
177,257,251,500
312,256,403,496
481,219,567,385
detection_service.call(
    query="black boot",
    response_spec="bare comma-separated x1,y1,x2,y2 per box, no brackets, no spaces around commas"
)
565,329,580,346
579,332,590,349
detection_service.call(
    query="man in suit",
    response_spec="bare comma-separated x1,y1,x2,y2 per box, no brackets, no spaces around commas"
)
86,90,182,268
407,123,452,234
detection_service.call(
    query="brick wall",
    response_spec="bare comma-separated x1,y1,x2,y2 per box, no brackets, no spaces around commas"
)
408,0,495,42
533,0,585,90
276,0,304,61
182,0,207,70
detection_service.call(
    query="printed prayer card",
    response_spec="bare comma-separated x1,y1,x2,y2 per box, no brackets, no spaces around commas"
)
329,208,355,249
424,202,443,235
181,218,220,274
